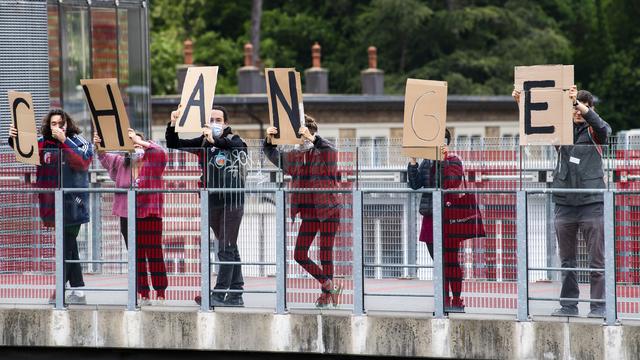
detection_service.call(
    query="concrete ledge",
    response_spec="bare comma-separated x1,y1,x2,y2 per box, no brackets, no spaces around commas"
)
0,307,634,358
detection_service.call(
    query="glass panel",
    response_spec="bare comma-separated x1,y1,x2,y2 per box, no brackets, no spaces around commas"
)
91,8,118,79
48,4,61,108
60,5,91,134
118,7,149,133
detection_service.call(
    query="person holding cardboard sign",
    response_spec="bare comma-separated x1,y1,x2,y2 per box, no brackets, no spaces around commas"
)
95,128,168,306
263,115,344,308
408,129,484,313
166,105,248,308
8,109,93,305
513,85,612,318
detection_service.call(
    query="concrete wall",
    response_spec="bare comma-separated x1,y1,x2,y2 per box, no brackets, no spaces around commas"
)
0,308,637,359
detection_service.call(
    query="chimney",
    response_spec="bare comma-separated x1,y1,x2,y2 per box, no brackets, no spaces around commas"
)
361,46,384,95
237,43,266,94
304,42,329,94
176,39,195,94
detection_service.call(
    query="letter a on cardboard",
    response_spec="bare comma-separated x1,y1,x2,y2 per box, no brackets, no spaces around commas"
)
176,66,219,133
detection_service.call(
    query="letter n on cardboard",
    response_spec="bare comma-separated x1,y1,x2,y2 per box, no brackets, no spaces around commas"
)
80,78,135,151
402,79,447,160
265,68,304,145
8,91,40,165
176,66,219,133
515,65,574,145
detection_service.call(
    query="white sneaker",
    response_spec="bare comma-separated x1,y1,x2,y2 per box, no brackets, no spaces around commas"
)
138,297,151,306
65,293,87,305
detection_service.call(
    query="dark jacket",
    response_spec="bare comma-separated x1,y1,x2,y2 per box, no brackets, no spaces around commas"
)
165,123,246,208
407,155,464,216
552,109,612,206
9,134,93,227
263,135,341,221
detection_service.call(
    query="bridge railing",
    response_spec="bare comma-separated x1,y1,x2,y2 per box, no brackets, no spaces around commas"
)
0,139,639,324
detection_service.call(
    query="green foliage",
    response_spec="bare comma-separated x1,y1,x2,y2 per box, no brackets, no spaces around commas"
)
149,0,640,131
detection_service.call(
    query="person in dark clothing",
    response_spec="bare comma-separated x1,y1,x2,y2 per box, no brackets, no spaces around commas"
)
263,115,343,308
408,129,469,312
9,109,93,305
166,105,247,307
513,85,612,318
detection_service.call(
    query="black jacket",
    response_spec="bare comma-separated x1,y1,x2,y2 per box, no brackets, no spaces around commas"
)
165,123,247,208
551,109,611,206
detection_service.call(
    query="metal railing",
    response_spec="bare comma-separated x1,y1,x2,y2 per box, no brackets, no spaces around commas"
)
1,141,640,325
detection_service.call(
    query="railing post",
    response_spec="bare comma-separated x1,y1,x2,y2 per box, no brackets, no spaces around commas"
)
127,190,137,311
200,190,211,311
275,189,287,314
406,193,418,278
433,190,444,318
353,189,365,315
604,191,617,325
54,190,65,309
516,190,529,321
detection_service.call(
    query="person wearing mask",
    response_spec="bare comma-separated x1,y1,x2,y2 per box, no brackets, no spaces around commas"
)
95,128,168,305
166,105,247,307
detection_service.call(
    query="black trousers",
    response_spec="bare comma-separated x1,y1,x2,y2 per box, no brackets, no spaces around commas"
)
63,224,85,288
210,206,245,297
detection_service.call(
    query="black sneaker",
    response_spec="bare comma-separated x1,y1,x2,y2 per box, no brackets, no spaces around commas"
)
210,292,226,307
551,306,579,317
587,307,605,318
225,295,244,307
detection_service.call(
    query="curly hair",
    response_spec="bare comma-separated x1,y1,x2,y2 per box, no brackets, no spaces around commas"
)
40,109,82,138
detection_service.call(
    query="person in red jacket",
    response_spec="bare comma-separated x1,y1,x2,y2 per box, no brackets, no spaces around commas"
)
263,115,344,308
408,129,469,312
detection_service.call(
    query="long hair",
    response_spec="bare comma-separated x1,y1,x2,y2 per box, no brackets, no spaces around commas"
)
40,109,82,138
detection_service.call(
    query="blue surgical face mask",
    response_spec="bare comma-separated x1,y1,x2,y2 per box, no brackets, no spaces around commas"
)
212,123,224,138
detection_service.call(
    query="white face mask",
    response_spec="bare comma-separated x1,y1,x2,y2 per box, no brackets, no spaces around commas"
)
212,123,225,138
131,148,145,162
297,140,314,151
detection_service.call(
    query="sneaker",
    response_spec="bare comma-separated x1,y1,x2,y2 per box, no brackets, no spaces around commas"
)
224,295,245,307
194,295,202,306
587,307,605,318
210,292,226,307
551,306,579,317
66,293,86,305
315,292,332,309
445,297,465,313
138,297,151,307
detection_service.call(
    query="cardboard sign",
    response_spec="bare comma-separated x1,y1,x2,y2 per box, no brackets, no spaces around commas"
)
514,65,574,145
80,78,135,151
402,79,447,160
8,91,40,165
265,68,304,145
176,66,219,133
